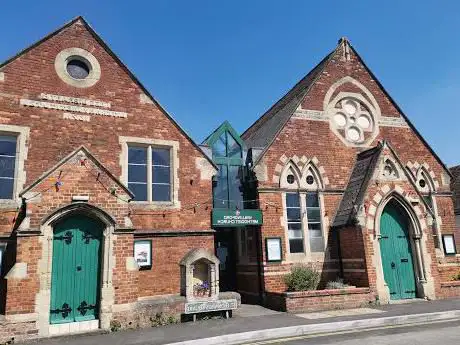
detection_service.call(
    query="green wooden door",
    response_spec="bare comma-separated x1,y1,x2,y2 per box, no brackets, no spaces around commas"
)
50,216,103,324
380,200,417,300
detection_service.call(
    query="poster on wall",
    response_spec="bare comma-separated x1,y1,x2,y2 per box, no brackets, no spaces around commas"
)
134,240,152,268
266,237,282,262
442,235,457,255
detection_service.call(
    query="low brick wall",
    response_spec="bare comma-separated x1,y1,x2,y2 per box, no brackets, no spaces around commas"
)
265,287,375,313
439,281,460,299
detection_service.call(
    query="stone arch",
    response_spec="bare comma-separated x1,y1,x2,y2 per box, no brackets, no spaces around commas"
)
323,76,381,116
273,155,329,188
406,162,439,192
366,184,435,303
36,202,118,335
300,160,324,190
279,160,302,188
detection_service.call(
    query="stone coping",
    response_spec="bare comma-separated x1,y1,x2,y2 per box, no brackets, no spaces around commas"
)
283,287,371,298
440,281,460,288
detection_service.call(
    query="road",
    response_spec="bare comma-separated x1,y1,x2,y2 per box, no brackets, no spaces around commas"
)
248,320,460,345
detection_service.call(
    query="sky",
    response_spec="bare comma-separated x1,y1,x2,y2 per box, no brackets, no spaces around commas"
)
1,1,460,165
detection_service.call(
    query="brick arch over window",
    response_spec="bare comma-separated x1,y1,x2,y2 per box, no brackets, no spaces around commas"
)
406,162,439,192
273,155,329,188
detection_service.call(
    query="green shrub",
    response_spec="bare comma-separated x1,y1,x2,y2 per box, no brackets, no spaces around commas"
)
110,319,121,332
150,312,179,327
284,265,320,292
326,278,351,290
451,272,460,281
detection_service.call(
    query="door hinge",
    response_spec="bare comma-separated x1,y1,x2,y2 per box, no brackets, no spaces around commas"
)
77,301,97,316
54,231,73,244
50,303,72,318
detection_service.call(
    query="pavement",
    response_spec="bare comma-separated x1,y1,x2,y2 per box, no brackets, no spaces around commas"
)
22,298,460,345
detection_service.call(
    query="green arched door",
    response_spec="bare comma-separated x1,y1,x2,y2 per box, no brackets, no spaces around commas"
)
380,200,417,300
50,216,103,324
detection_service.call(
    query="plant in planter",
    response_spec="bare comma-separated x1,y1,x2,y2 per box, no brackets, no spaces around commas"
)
284,265,320,291
193,280,210,297
326,278,352,289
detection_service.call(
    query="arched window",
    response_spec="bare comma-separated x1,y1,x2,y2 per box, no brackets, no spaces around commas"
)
415,168,436,211
281,160,325,255
205,122,246,209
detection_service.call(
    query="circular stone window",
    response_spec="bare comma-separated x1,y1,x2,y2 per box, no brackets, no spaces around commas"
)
66,57,91,80
55,48,101,88
306,175,314,185
287,174,295,184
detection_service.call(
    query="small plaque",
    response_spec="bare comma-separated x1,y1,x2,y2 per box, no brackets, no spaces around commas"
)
134,240,152,268
184,299,237,314
442,234,457,255
266,237,282,262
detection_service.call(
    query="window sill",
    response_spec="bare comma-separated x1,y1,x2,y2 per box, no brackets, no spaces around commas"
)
0,199,21,209
129,201,180,210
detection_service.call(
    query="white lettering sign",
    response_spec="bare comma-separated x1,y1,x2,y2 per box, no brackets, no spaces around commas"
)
185,299,237,314
20,99,127,118
216,215,259,225
63,113,90,122
40,93,111,108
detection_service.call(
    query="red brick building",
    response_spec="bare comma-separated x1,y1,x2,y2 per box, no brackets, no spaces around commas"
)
0,17,220,342
238,37,460,307
1,16,460,343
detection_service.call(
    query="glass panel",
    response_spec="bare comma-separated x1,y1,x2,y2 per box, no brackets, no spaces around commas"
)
128,146,147,164
423,195,433,210
152,148,170,166
0,136,16,156
212,132,227,158
287,207,301,221
213,165,229,208
228,165,243,209
0,178,13,199
0,157,15,178
128,183,147,201
306,192,319,207
310,237,324,252
286,193,300,208
307,208,321,223
152,184,171,201
153,166,170,184
128,164,147,183
289,239,304,253
227,132,242,159
308,220,322,234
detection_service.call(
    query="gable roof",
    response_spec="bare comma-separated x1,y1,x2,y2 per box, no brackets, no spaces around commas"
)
19,145,134,199
332,140,436,228
241,38,451,178
332,143,382,228
449,165,460,215
0,16,217,171
241,49,334,150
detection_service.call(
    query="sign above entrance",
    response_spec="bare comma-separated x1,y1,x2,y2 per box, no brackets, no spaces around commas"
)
212,209,263,227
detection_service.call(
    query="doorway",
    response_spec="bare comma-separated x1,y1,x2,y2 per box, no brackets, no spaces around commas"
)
379,199,417,300
50,215,103,324
215,228,237,292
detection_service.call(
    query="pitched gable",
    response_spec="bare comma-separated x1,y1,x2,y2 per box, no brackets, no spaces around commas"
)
242,38,450,178
0,16,215,171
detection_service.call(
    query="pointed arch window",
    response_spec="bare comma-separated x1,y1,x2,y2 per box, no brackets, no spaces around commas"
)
206,123,247,210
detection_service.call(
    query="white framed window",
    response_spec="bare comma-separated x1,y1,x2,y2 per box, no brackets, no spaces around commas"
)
128,145,171,202
120,136,179,206
281,160,325,256
0,136,17,199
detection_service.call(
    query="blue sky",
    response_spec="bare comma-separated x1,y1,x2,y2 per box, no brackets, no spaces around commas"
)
1,1,459,165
